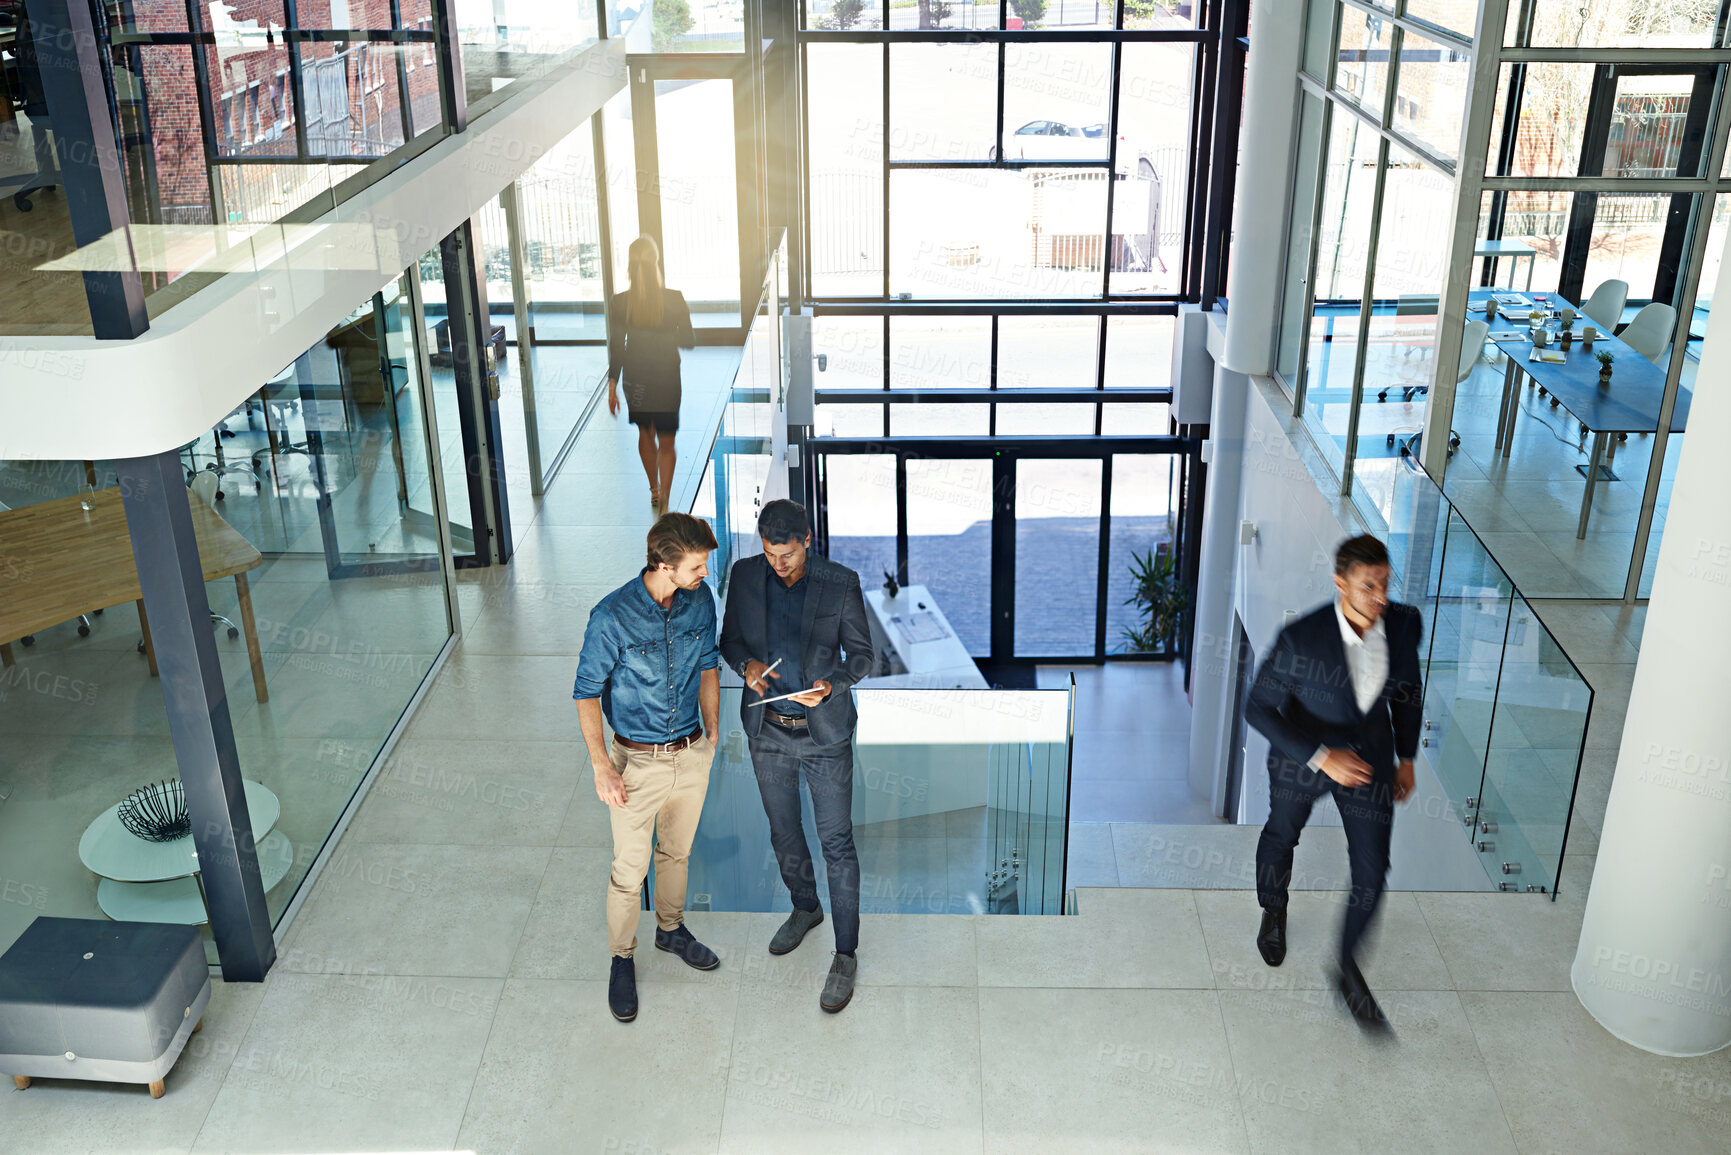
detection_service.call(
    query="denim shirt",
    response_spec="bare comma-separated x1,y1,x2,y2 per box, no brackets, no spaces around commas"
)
573,570,719,743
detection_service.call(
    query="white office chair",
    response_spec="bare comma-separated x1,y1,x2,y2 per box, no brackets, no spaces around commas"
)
1619,302,1677,366
1385,319,1482,457
1581,279,1629,333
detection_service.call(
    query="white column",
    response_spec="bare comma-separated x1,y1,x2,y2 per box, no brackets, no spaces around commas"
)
1219,0,1301,376
1571,227,1731,1057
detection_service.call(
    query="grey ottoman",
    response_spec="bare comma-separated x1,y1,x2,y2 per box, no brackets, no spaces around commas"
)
0,917,211,1098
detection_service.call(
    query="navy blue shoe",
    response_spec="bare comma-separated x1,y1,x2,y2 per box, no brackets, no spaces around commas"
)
654,924,720,971
609,956,637,1022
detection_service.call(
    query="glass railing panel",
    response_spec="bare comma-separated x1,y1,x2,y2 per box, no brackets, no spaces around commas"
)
1476,593,1592,893
1422,509,1512,821
675,686,1072,918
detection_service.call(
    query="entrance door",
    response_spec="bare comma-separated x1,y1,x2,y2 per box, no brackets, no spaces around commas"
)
628,55,763,340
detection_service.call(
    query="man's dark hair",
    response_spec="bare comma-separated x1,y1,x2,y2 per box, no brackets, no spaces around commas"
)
1334,534,1390,576
646,512,718,570
757,499,810,545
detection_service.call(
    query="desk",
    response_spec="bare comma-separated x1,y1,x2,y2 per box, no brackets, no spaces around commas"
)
861,585,989,690
0,487,269,701
1476,290,1688,538
1474,240,1537,291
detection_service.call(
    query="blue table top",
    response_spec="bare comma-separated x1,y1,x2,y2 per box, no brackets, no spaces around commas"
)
1470,290,1689,435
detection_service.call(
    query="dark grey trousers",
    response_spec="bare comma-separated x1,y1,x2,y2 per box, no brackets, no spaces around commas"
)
749,719,860,954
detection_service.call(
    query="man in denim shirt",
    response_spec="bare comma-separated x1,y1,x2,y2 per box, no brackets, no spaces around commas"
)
573,513,721,1023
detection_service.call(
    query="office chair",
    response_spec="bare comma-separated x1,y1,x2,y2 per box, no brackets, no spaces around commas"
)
188,473,241,639
1380,317,1487,405
1581,279,1629,333
251,366,313,487
1619,302,1676,366
1384,319,1481,458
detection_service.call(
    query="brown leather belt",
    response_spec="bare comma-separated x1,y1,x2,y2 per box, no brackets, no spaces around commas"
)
614,727,704,754
763,711,808,729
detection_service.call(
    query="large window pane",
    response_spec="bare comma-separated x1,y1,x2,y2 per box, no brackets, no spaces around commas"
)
1015,458,1102,656
1104,315,1174,388
1393,32,1469,161
887,0,999,30
891,403,990,435
996,404,1096,435
815,317,886,389
803,0,882,29
890,170,1107,298
906,460,992,656
1278,92,1327,386
1508,1,1717,48
1001,43,1112,162
809,44,884,297
1578,193,1675,304
1107,454,1179,654
656,78,740,326
1480,188,1570,292
1303,108,1379,476
997,316,1098,388
890,316,992,389
1122,0,1195,30
454,0,600,102
602,89,639,288
1301,0,1334,80
1405,0,1477,37
1111,43,1192,294
1489,63,1594,178
1606,71,1702,178
1358,150,1452,510
824,454,898,583
890,44,996,160
1334,4,1392,116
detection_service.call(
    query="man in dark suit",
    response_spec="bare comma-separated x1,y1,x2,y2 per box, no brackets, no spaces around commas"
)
1246,534,1423,1026
720,500,875,1013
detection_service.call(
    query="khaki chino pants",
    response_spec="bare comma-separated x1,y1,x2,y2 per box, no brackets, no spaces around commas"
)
607,734,715,957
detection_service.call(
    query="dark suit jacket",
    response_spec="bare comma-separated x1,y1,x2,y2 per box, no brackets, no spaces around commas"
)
1245,601,1424,780
719,553,876,747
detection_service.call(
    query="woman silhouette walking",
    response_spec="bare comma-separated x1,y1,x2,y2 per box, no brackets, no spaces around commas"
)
607,235,696,516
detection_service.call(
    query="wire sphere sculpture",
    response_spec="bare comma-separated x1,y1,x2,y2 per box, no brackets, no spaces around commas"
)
117,779,191,843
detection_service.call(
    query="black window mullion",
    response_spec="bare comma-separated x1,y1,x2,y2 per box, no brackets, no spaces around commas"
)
895,453,909,586
1095,452,1112,659
1102,39,1123,299
882,313,890,437
989,314,999,435
882,42,891,301
282,0,312,159
1094,315,1107,435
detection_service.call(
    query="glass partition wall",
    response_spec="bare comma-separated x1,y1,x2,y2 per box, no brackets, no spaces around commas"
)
0,263,460,963
1280,0,1731,603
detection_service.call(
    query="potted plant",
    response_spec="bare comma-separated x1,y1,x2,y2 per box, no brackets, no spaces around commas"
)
1121,546,1186,653
1596,350,1614,383
1559,314,1574,348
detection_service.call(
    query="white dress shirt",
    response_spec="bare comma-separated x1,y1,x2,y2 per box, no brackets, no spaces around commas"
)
1307,601,1390,771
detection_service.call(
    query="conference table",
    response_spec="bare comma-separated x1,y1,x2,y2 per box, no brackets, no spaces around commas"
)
1472,289,1690,538
0,486,269,701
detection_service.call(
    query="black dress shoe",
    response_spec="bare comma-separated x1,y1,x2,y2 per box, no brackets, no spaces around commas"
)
1334,959,1388,1027
655,924,720,970
1256,908,1287,967
608,956,638,1022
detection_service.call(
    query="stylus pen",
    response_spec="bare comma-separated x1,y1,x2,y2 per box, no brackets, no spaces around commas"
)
752,657,781,693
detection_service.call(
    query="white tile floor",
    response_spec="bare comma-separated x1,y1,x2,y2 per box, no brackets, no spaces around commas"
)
0,348,1688,1153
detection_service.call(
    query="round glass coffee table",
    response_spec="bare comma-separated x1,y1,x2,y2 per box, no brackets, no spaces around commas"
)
78,780,289,924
